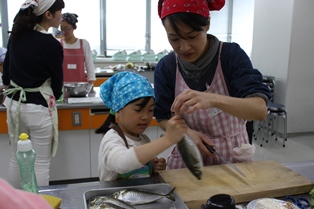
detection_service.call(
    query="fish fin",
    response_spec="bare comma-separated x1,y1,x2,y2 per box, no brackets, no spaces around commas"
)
164,187,176,201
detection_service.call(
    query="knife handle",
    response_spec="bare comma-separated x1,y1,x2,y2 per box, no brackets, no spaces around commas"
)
203,142,215,153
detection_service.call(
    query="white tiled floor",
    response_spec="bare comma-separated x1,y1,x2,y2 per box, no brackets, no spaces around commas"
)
252,132,314,163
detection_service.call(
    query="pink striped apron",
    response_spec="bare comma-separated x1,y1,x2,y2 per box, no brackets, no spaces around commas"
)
167,43,249,169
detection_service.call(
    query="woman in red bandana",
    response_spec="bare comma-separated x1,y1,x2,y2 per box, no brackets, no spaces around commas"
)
154,0,272,169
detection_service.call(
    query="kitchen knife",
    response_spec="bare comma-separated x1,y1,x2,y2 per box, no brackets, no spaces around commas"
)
203,142,246,177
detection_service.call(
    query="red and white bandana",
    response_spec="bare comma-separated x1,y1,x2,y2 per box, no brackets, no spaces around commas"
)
158,0,225,19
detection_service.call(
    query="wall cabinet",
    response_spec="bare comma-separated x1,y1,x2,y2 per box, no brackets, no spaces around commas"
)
50,130,91,181
90,131,103,178
0,134,11,181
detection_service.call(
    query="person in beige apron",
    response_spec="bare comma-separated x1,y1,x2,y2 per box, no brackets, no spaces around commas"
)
154,0,272,169
2,0,64,188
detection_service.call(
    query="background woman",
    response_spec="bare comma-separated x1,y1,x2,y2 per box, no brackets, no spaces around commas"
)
2,0,65,187
154,0,272,169
60,12,96,86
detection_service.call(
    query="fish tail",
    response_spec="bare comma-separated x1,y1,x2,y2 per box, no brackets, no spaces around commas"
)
164,187,176,201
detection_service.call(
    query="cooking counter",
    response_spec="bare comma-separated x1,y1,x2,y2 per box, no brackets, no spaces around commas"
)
0,88,109,134
38,161,314,209
0,86,159,133
0,86,162,182
0,89,106,111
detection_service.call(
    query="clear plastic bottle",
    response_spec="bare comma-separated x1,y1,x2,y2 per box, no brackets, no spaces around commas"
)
16,133,38,193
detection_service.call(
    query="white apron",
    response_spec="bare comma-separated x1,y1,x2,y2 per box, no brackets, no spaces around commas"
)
4,79,59,157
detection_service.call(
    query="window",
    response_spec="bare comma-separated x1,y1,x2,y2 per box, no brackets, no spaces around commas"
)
61,1,100,54
5,0,101,54
105,1,147,56
1,0,255,58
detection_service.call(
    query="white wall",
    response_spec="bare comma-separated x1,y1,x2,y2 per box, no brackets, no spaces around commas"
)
286,1,314,133
251,0,314,134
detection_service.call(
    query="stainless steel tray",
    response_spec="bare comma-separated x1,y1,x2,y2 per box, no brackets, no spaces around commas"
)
83,183,188,209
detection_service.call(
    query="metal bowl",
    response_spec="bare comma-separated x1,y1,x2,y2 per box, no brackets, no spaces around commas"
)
63,82,93,97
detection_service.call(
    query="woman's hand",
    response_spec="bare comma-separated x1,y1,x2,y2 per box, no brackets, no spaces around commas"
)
171,89,215,114
153,157,167,173
172,89,268,121
187,128,216,158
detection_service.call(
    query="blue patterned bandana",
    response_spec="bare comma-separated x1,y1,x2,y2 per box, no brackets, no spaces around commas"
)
100,72,155,113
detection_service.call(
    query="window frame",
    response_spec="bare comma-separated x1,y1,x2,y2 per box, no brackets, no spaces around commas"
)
1,0,253,58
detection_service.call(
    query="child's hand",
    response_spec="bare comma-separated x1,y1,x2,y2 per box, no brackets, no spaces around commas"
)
164,115,187,144
153,157,166,173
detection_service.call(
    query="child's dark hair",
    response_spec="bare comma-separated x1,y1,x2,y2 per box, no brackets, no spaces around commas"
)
95,97,153,134
161,12,209,39
10,0,65,40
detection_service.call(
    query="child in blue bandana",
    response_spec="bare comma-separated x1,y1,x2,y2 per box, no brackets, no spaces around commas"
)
96,71,187,181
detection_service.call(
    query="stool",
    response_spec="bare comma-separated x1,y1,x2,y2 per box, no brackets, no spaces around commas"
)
253,76,288,147
265,102,287,147
255,102,287,147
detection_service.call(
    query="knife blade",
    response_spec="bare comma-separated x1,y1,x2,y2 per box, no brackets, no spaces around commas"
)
203,142,246,177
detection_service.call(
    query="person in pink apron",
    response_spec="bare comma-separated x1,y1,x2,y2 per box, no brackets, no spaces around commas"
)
2,0,64,187
60,13,96,86
154,0,272,169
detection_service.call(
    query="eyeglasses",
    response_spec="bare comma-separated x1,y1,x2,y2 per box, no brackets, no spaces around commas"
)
60,27,73,32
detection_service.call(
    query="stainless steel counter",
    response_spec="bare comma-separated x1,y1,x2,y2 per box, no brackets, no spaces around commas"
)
39,176,161,209
0,87,107,112
38,161,314,209
0,70,154,112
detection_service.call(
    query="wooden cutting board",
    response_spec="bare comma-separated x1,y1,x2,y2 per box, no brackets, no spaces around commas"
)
159,160,314,209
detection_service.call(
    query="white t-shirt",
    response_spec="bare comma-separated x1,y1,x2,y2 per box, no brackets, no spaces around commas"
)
98,129,151,181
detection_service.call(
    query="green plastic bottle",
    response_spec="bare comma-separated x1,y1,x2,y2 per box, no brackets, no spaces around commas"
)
16,133,38,193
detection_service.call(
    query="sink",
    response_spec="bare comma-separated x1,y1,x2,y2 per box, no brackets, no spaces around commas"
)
95,68,115,76
95,68,114,73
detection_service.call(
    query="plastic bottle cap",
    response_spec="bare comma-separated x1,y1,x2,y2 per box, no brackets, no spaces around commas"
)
19,133,29,140
17,133,33,152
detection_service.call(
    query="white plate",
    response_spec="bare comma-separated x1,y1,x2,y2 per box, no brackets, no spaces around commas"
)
247,198,298,209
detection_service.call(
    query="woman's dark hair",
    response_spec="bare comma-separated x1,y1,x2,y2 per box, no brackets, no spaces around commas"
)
162,12,209,39
95,97,153,134
10,0,65,40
